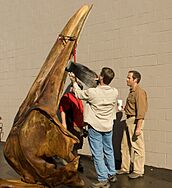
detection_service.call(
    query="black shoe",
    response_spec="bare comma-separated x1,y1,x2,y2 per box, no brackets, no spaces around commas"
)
108,175,117,182
78,163,84,173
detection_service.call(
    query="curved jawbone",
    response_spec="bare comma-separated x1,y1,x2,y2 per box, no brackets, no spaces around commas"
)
3,4,93,188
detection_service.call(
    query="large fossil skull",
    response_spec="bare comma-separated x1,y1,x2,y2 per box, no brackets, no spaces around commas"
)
3,5,93,188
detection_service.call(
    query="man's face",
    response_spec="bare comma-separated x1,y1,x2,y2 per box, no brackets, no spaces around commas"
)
98,74,103,83
126,72,135,87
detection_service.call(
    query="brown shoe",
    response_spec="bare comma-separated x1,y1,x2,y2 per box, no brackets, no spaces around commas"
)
116,169,129,175
128,172,143,179
91,180,110,188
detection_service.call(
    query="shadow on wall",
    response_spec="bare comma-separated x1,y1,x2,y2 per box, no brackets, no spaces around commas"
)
113,111,126,169
0,117,4,142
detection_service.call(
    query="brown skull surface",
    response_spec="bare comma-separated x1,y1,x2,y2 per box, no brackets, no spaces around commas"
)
3,5,93,188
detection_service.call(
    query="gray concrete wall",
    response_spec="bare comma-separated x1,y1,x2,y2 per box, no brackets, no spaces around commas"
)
0,0,172,170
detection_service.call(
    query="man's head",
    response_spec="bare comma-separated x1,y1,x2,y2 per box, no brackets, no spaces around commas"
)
127,70,141,87
99,67,115,85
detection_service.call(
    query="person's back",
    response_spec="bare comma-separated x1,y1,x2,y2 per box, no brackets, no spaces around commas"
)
60,91,84,128
83,85,118,132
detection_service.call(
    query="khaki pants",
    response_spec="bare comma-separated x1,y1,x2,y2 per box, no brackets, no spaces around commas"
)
121,117,145,174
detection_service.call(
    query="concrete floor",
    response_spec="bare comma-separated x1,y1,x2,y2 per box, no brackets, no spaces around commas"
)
0,142,172,188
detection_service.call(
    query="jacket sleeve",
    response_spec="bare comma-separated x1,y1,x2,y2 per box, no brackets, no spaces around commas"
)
73,82,92,101
135,89,148,119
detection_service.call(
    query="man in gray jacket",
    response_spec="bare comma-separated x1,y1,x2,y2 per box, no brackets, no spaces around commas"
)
69,67,118,188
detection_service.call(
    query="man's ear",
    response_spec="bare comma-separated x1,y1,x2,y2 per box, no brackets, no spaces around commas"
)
134,78,138,83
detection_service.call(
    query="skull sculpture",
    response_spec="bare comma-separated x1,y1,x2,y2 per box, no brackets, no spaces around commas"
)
3,5,93,188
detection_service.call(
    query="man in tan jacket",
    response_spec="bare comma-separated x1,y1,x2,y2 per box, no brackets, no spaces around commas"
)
117,70,148,179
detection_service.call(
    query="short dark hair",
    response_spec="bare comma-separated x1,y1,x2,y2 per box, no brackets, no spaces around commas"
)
100,67,115,85
129,70,141,83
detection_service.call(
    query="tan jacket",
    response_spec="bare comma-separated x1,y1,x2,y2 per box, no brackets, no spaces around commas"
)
73,82,118,132
125,85,148,119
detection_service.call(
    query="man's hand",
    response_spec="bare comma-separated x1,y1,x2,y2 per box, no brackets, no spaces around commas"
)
69,72,77,83
135,128,141,136
135,119,143,136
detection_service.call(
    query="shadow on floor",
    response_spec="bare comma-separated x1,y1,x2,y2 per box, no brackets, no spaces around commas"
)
0,142,172,188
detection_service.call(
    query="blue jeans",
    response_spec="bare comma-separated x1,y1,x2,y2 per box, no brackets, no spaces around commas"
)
88,126,116,181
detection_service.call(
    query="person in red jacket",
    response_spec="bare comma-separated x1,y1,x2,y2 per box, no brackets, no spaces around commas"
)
59,82,85,172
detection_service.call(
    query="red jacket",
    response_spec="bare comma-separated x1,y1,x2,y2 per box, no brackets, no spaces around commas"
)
59,92,84,128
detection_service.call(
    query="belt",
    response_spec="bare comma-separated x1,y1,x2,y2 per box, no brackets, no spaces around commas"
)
127,115,135,119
